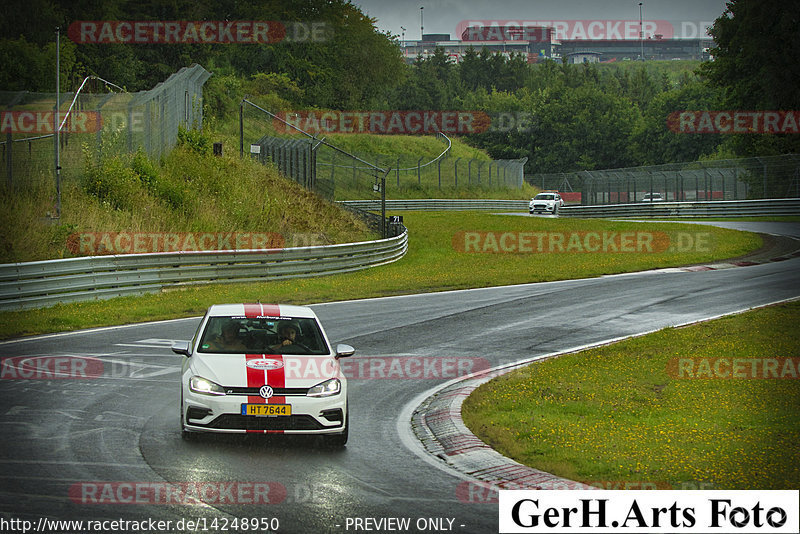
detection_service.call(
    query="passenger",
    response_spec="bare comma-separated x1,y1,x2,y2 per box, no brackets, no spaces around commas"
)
208,320,248,352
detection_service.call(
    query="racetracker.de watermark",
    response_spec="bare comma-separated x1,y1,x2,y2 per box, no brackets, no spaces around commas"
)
0,356,104,380
667,357,800,379
69,482,286,504
1,111,102,134
67,232,293,255
340,356,490,379
456,19,675,41
457,480,715,504
273,110,535,135
452,231,714,254
668,111,800,134
68,21,329,44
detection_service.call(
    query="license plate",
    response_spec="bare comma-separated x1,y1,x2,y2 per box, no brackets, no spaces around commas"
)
241,404,292,416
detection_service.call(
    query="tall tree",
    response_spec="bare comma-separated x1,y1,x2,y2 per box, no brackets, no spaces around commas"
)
700,0,800,155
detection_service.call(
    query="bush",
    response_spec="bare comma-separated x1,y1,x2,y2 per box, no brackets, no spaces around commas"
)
177,127,211,155
131,148,187,210
80,155,140,211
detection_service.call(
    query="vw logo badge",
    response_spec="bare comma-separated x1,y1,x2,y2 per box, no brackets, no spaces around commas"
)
259,385,274,399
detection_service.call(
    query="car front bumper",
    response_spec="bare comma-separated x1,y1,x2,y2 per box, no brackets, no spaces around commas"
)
182,387,347,434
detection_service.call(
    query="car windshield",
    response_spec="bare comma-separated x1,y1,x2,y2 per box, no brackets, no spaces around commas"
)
198,316,329,355
535,194,554,200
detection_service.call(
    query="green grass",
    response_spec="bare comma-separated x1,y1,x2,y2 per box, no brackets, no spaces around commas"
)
0,212,762,339
462,301,800,489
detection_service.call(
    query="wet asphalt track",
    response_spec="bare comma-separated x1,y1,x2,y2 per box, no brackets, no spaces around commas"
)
0,221,798,534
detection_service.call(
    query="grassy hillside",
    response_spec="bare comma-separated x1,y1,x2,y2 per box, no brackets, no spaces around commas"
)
0,137,374,263
234,99,539,201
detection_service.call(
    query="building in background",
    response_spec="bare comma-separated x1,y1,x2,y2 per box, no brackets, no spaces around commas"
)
400,25,712,64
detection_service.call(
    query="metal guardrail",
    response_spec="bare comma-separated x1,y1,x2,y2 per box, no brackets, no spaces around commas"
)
339,199,529,211
339,198,800,218
0,229,408,311
560,198,800,218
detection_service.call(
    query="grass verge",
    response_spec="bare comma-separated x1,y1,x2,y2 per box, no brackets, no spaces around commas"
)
462,301,800,490
0,212,761,340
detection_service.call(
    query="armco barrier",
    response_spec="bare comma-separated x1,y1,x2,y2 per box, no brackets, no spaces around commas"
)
559,198,800,218
338,199,529,211
0,230,407,311
339,198,800,217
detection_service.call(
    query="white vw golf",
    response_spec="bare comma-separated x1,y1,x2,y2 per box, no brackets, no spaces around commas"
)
172,303,354,447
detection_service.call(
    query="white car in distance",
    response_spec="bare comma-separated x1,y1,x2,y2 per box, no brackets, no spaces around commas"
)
529,192,564,215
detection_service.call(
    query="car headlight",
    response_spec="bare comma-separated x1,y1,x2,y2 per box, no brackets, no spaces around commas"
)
307,378,341,397
189,376,226,396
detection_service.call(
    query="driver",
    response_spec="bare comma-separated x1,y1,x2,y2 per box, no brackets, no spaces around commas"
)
270,323,299,351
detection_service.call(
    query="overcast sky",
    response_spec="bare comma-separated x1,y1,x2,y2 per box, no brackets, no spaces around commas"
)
353,0,730,40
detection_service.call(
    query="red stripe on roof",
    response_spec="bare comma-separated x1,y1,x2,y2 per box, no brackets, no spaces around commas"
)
244,303,282,318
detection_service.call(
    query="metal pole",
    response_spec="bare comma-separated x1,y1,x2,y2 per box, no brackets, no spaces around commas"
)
54,27,61,218
381,173,386,239
6,132,11,188
239,102,244,158
639,3,644,61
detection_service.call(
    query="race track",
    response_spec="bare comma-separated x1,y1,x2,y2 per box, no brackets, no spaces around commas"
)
1,221,798,534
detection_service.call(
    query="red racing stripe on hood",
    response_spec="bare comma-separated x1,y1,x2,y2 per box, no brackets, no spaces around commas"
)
245,354,268,404
244,353,286,434
265,354,286,405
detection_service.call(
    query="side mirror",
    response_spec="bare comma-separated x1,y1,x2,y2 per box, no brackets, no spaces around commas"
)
171,341,192,357
335,344,355,359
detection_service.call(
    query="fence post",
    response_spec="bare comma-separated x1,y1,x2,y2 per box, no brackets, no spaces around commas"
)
455,158,460,187
417,157,423,185
5,132,11,188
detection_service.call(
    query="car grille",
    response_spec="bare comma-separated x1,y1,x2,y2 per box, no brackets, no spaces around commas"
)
201,414,339,431
533,204,549,209
224,386,309,396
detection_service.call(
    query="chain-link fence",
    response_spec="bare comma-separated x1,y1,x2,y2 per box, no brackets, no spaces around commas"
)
1,64,211,192
527,155,800,205
317,147,527,200
239,99,527,202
